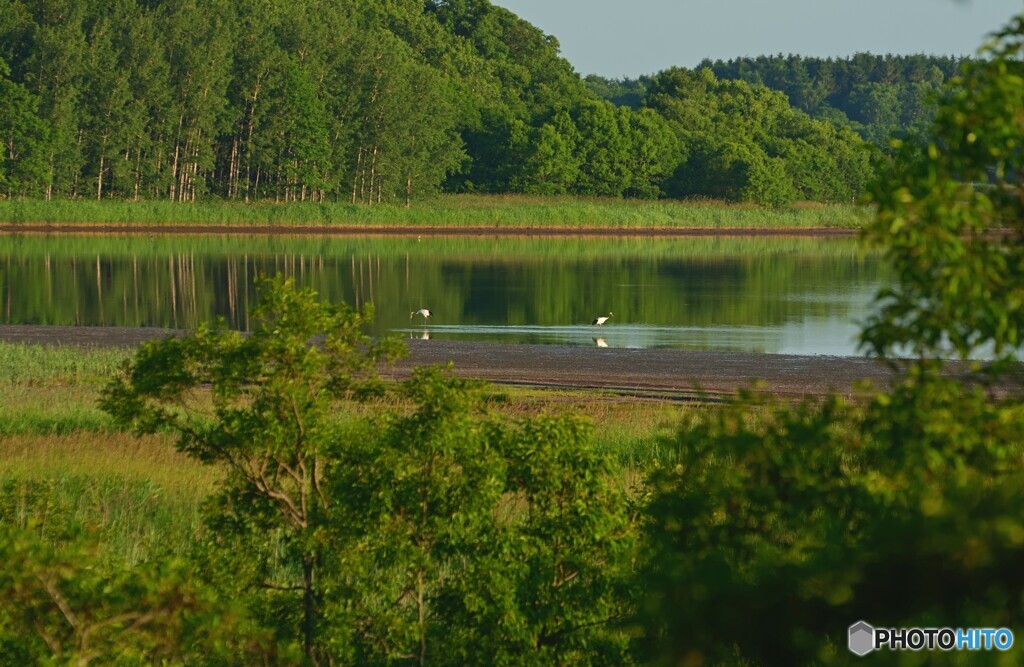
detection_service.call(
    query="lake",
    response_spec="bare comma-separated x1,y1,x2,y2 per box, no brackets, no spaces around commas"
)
0,234,885,356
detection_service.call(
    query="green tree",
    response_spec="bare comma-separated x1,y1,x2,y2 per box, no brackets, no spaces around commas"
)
647,67,866,205
334,369,637,665
862,15,1024,366
481,413,638,665
512,109,582,195
0,57,50,196
639,12,1024,666
848,82,901,145
117,1,174,200
327,368,509,664
0,521,274,665
80,2,137,200
101,278,638,664
101,276,405,663
24,0,88,198
622,107,682,198
344,29,464,205
160,0,235,202
570,99,631,196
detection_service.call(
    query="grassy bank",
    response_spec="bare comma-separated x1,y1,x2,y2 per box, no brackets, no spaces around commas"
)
0,341,683,564
0,194,869,230
0,341,683,466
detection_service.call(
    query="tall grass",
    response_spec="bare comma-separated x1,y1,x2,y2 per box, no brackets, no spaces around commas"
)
483,386,689,468
0,432,219,564
0,344,130,435
0,341,129,385
0,195,869,229
0,228,868,261
0,404,113,434
0,340,697,569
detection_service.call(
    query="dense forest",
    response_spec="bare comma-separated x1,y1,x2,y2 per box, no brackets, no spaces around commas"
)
0,0,884,207
587,53,969,148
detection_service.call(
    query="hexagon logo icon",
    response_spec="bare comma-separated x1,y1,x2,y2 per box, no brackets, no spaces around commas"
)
849,621,875,656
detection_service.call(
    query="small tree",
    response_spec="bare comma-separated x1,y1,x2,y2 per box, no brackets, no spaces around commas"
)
328,368,639,666
103,278,638,664
101,276,405,663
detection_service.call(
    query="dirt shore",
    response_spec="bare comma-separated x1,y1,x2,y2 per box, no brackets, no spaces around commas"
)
0,325,894,400
0,223,858,237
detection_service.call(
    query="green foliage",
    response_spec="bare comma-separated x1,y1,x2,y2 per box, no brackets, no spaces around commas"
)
329,369,637,665
641,375,1024,666
0,57,50,196
101,275,405,662
694,53,967,147
98,277,636,663
327,368,510,664
477,412,638,665
0,0,876,205
0,521,273,665
647,68,870,206
639,13,1024,665
639,391,864,665
862,18,1024,365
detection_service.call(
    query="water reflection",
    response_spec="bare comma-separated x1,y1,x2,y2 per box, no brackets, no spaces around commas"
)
0,233,886,355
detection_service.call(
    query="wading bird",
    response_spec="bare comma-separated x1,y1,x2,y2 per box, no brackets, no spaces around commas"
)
410,308,432,321
592,312,613,326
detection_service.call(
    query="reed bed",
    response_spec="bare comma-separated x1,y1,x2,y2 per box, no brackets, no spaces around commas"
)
0,230,868,262
0,344,129,434
0,341,130,385
0,432,218,563
0,195,868,229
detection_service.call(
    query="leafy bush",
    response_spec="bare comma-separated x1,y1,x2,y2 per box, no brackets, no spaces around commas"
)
637,13,1024,666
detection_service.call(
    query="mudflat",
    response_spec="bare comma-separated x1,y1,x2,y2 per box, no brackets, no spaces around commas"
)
0,325,894,400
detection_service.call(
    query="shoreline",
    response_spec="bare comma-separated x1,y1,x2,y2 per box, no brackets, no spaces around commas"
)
0,325,893,399
0,223,860,237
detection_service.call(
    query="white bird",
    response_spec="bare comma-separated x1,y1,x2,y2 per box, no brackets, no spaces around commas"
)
410,308,432,321
592,312,613,326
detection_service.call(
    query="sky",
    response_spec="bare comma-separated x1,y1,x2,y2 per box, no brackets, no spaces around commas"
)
491,0,1024,78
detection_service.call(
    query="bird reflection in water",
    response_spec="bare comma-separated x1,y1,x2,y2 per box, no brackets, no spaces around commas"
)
593,337,608,348
410,329,431,341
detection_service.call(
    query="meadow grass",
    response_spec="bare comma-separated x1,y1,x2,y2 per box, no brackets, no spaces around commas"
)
0,343,130,435
0,385,115,434
0,194,869,229
0,229,868,262
0,341,691,459
0,341,130,385
0,433,218,564
0,341,691,565
482,385,688,467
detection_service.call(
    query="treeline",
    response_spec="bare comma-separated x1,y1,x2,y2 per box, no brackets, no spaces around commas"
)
588,53,969,147
0,0,870,207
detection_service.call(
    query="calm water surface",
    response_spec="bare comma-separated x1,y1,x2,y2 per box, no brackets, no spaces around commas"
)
0,234,886,356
